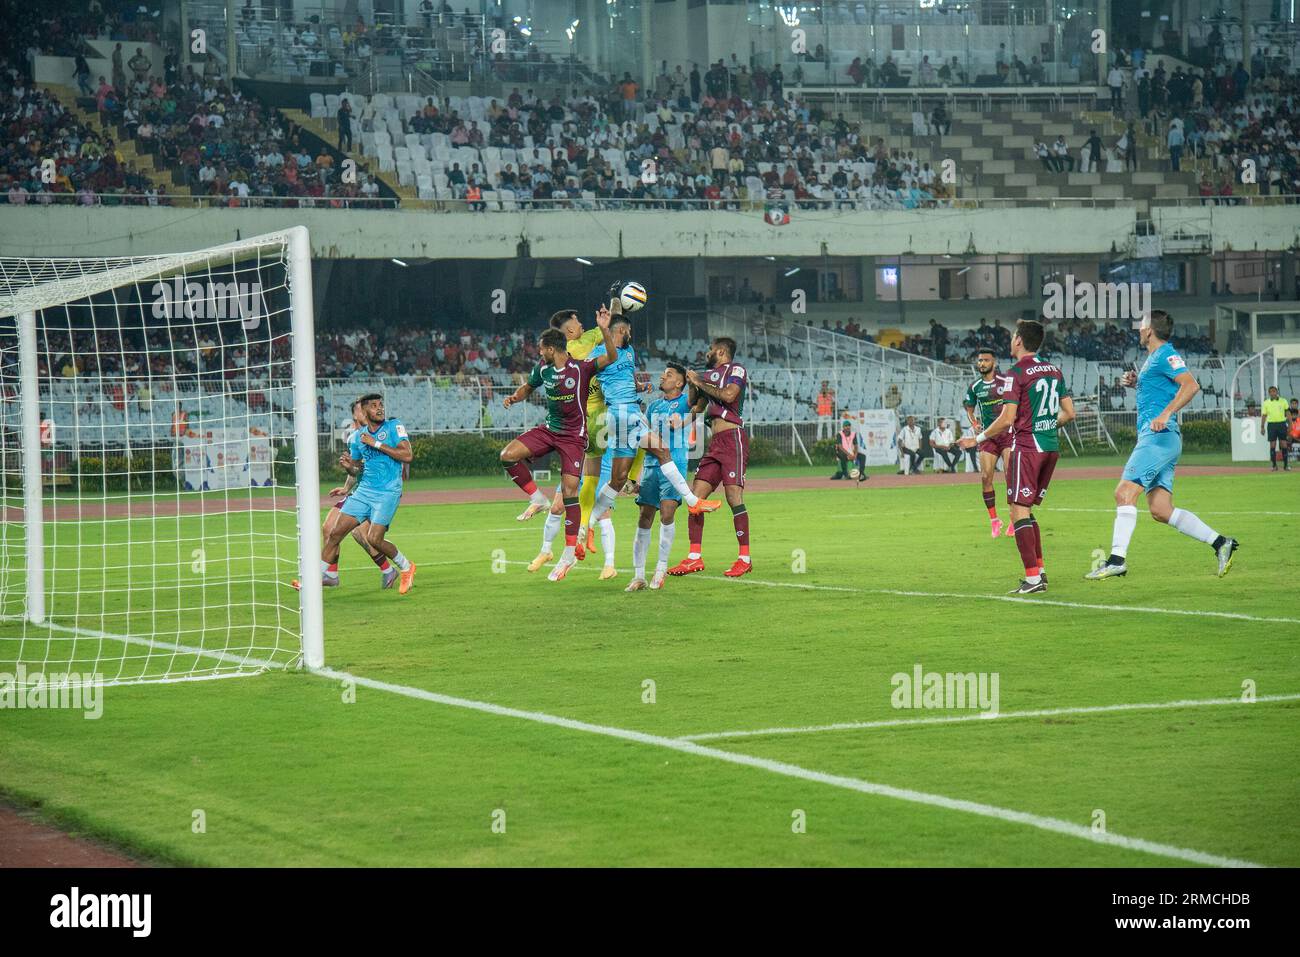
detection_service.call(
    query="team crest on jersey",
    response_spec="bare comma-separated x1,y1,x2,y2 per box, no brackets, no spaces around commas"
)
709,371,720,382
377,430,387,441
564,377,576,388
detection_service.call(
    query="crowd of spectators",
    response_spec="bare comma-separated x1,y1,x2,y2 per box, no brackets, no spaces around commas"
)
0,75,159,205
408,78,953,211
314,326,545,381
799,313,1223,365
1124,54,1300,197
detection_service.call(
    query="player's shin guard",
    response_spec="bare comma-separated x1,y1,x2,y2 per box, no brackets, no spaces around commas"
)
632,526,651,579
982,489,997,518
732,504,751,563
594,481,620,518
541,511,563,551
1028,518,1043,571
628,447,646,483
687,510,704,560
1013,519,1040,581
658,460,697,506
563,496,581,548
1168,507,1219,545
578,474,598,530
1110,504,1138,561
657,521,676,571
505,461,539,496
598,517,616,567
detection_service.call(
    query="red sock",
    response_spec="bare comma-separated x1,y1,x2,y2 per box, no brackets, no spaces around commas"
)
688,509,705,557
1013,520,1039,577
982,489,997,518
504,461,536,495
563,496,580,547
376,558,390,571
327,563,338,574
1030,519,1043,568
732,505,749,559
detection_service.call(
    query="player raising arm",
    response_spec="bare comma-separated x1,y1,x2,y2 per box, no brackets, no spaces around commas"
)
1085,309,1239,580
960,320,1074,594
668,337,752,579
500,305,618,581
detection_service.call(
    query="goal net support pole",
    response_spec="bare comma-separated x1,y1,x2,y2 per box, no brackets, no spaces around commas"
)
18,309,44,626
288,227,324,670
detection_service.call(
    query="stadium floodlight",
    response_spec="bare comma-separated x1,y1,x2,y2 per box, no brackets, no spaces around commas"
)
566,19,580,41
391,258,409,267
0,227,323,687
575,257,593,266
784,267,801,277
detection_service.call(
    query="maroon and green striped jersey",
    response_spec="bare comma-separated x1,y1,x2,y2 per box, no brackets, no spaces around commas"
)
528,357,599,437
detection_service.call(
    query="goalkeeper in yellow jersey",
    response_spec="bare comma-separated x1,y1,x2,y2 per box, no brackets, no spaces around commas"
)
518,304,646,569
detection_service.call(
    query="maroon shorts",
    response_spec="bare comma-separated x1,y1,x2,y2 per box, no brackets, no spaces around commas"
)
695,427,749,489
517,426,587,479
1007,446,1060,507
979,431,1013,458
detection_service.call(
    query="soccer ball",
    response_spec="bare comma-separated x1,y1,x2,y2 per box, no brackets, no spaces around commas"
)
849,468,861,480
618,281,648,312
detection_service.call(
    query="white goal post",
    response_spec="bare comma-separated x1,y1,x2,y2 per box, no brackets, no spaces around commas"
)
0,227,323,687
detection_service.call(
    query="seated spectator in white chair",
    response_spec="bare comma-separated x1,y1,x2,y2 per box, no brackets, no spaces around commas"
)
897,415,924,475
929,417,961,472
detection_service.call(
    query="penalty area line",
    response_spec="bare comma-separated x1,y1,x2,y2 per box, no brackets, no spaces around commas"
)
311,665,1263,868
680,693,1300,742
498,559,1300,624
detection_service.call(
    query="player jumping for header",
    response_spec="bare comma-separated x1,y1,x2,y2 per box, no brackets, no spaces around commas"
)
963,347,1016,539
501,305,618,581
668,337,753,579
960,320,1074,594
1085,309,1239,580
318,393,417,594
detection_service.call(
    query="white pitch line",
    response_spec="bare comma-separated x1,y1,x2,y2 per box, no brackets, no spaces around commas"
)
680,693,1300,742
494,558,1300,625
6,617,1268,866
311,665,1263,869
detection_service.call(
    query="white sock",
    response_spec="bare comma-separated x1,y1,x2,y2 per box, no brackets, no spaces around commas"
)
658,461,698,507
541,511,563,551
392,550,411,571
1169,507,1219,545
656,521,676,572
599,517,616,568
1026,572,1041,584
1111,504,1138,559
529,488,549,508
594,481,620,517
633,526,651,579
320,559,338,579
560,544,576,563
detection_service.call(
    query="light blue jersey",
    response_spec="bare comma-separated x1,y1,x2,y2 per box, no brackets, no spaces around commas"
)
347,427,364,461
355,418,408,494
587,342,639,407
1123,342,1190,493
1136,341,1188,436
636,392,692,508
643,393,691,472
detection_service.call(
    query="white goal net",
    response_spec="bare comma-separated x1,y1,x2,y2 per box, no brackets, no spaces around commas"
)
0,227,323,687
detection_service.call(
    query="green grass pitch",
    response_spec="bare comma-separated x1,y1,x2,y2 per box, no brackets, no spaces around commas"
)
0,464,1297,866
